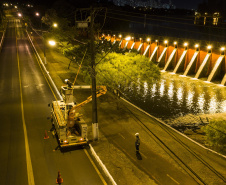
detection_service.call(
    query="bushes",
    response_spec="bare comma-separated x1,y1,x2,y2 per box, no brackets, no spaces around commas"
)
202,120,226,149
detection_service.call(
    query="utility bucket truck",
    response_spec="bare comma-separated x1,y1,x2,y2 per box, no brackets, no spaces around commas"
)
50,79,106,147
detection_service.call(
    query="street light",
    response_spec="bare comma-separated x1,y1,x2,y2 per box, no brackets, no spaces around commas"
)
125,36,131,41
53,23,58,28
35,12,40,16
48,40,56,46
18,13,22,17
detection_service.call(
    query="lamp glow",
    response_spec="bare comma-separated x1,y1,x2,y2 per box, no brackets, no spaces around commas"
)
119,34,122,38
195,44,199,48
35,12,39,16
221,47,225,51
174,41,177,45
53,23,58,27
147,38,151,42
125,36,131,41
164,40,168,44
49,41,56,46
207,45,212,50
184,42,188,47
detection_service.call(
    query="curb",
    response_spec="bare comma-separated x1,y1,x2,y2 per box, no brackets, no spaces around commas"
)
0,26,6,53
26,29,117,185
121,97,226,159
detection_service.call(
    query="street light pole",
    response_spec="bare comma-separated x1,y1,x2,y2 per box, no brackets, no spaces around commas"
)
41,20,47,64
90,7,98,140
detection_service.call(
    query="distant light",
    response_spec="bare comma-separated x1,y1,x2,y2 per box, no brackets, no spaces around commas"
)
195,44,199,48
184,42,188,47
207,45,212,50
155,40,158,42
174,41,177,45
113,34,115,37
35,12,39,16
131,37,134,40
102,33,105,36
139,38,142,41
125,36,131,41
53,23,58,27
147,38,150,42
164,40,168,44
18,13,22,17
119,34,122,38
14,6,17,8
220,47,225,51
49,40,56,46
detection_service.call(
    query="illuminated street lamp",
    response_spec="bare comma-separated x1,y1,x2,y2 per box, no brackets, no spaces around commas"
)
48,40,56,46
35,12,40,16
146,38,151,43
18,13,22,17
119,34,122,39
53,23,58,28
174,41,177,48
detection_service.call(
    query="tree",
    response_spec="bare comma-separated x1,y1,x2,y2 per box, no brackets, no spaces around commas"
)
82,52,160,90
202,120,226,148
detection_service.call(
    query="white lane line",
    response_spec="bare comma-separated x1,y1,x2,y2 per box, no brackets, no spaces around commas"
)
167,174,180,185
118,133,126,139
16,22,35,185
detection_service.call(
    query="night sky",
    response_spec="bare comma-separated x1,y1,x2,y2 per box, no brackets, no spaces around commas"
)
172,0,204,9
9,0,205,10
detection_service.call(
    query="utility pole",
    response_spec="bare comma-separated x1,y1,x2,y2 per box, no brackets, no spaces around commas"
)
90,7,98,140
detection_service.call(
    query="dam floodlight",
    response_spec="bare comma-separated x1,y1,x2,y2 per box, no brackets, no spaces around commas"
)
125,36,131,41
195,44,199,48
184,42,188,47
207,45,212,53
221,47,225,55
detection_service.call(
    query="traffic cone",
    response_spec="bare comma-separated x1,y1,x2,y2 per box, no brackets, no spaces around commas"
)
44,130,49,139
56,171,63,184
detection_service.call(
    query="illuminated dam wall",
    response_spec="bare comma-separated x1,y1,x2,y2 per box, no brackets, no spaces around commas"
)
103,35,226,85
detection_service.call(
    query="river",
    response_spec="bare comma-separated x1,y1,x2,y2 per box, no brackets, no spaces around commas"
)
123,73,226,120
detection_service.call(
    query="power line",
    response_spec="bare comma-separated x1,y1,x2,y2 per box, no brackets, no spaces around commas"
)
107,10,226,30
97,14,226,39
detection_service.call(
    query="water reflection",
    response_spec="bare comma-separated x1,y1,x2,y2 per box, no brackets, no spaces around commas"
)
123,73,226,120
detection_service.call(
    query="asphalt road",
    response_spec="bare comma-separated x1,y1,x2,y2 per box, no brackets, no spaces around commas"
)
0,18,106,185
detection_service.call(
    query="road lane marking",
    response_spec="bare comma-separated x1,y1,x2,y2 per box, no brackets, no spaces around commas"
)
118,133,125,139
167,174,180,185
16,23,35,185
84,149,107,185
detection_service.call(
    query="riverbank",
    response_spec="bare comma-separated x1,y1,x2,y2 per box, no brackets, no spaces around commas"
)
164,112,226,155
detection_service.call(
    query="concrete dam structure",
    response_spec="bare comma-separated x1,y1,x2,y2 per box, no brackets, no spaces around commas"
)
105,35,226,85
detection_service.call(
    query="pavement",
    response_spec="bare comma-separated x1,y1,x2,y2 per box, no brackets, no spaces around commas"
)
29,28,226,185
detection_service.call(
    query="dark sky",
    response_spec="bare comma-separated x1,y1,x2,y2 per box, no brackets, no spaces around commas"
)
172,0,204,9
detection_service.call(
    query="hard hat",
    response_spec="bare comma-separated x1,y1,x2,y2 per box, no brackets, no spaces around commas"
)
135,133,139,136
